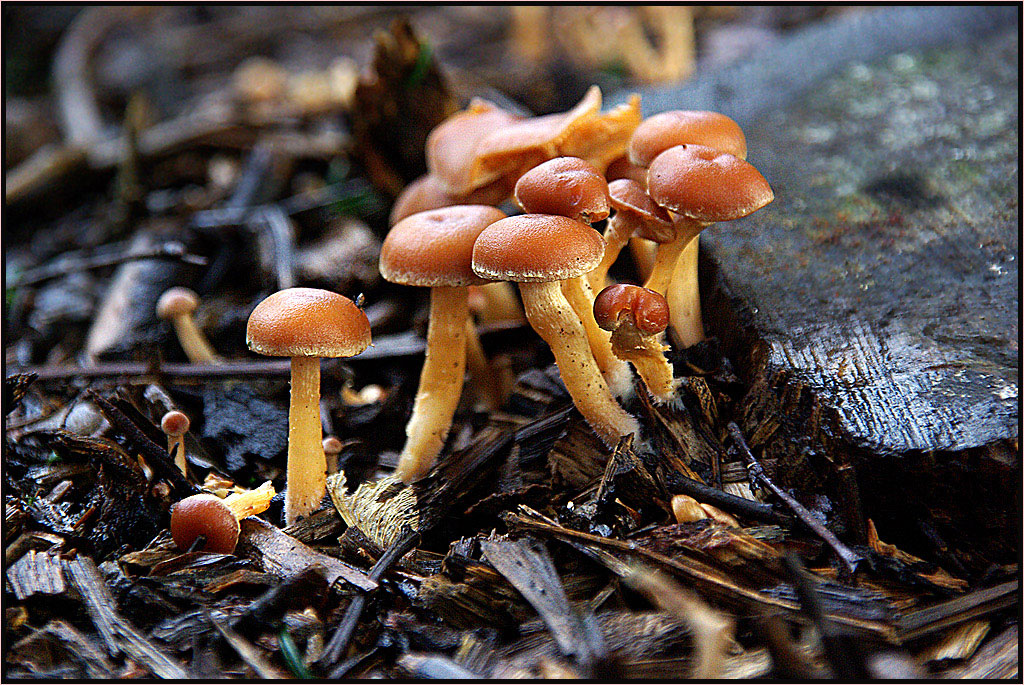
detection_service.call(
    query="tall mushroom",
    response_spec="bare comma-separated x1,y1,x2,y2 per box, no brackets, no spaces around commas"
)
379,205,508,483
156,287,220,364
473,214,640,448
594,284,675,403
513,157,632,397
246,287,371,524
161,410,190,475
646,144,773,346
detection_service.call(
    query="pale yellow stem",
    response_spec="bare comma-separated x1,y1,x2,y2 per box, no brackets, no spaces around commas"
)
630,237,657,282
286,355,325,525
642,238,687,296
667,235,705,348
464,318,501,412
395,286,469,483
520,281,639,448
171,313,220,364
561,276,633,397
609,325,676,403
588,212,642,291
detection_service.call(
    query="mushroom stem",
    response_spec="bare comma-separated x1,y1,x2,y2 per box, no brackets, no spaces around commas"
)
519,281,639,447
630,236,657,282
171,313,220,364
285,355,326,525
588,212,642,290
642,237,687,295
667,235,705,348
471,282,524,325
560,276,633,397
395,286,469,483
609,325,676,403
464,318,501,412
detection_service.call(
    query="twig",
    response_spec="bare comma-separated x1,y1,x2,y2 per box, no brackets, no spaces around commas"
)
87,391,198,498
663,470,791,525
258,205,296,290
783,554,869,679
726,422,864,577
317,525,420,676
12,242,206,288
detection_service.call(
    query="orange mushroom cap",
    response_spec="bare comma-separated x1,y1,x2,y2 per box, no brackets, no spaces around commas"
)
389,174,512,227
629,110,747,167
156,287,199,319
472,214,605,283
170,494,240,554
246,288,371,358
646,144,773,224
608,178,675,243
514,157,610,224
380,205,508,287
161,410,190,438
593,284,669,336
426,99,524,196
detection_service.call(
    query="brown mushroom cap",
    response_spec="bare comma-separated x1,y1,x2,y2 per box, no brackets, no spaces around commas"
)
426,99,524,196
605,155,649,186
647,145,773,224
161,410,190,437
608,179,675,243
322,436,343,455
381,205,508,287
170,494,240,554
629,110,747,167
156,287,199,319
514,157,610,223
472,214,604,282
246,288,371,358
389,174,513,227
593,284,669,335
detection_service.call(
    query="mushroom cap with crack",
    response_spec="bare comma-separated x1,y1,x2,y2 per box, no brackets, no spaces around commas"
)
472,214,605,283
647,144,773,224
514,157,610,224
381,205,508,287
629,110,747,167
246,287,371,358
170,493,240,554
593,284,670,335
156,287,200,319
161,410,190,437
608,178,675,243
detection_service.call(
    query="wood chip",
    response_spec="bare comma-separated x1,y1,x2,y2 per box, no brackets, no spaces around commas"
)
6,549,66,600
236,517,376,591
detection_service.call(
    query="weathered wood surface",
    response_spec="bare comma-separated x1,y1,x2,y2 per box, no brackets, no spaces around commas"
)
693,29,1019,566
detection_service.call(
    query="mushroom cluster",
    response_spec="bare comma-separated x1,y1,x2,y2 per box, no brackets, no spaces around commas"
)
219,92,772,521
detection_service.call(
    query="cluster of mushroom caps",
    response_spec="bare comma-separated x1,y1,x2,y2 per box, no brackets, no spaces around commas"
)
381,87,774,485
221,86,773,531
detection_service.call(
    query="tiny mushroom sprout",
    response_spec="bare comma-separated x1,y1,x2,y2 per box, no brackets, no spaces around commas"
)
647,144,773,347
380,205,508,483
588,178,674,292
513,157,632,397
473,214,640,448
170,482,276,554
156,287,220,364
247,288,370,524
594,284,676,403
161,409,191,475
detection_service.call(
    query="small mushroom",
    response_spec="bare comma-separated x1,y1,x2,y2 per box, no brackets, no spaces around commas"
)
156,287,220,364
671,494,709,524
323,436,343,475
647,144,773,347
594,284,676,403
473,214,640,448
160,409,190,476
587,178,673,291
628,110,747,168
247,288,371,524
514,157,632,397
380,205,508,483
170,482,276,554
389,174,513,227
